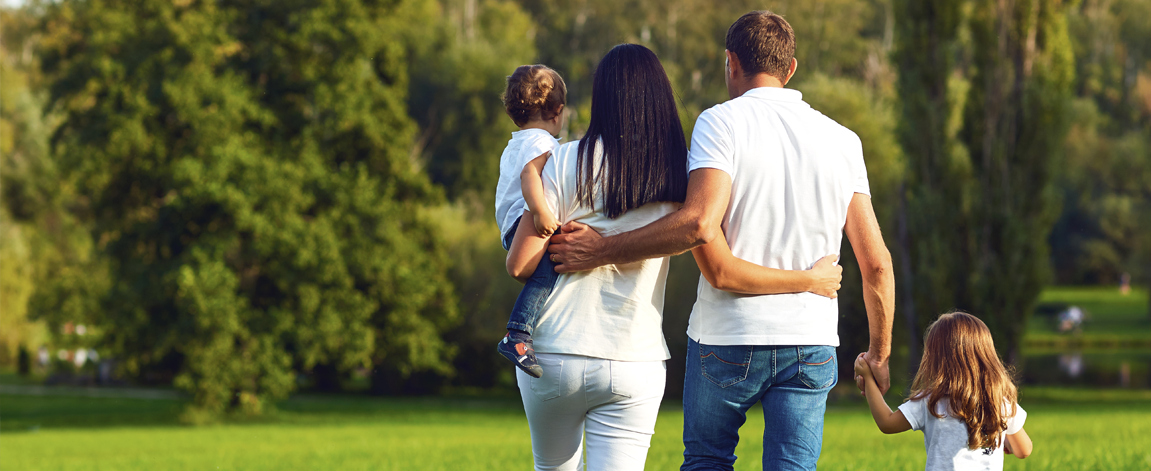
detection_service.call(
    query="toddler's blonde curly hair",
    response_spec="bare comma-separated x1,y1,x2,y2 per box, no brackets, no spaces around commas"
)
502,65,566,127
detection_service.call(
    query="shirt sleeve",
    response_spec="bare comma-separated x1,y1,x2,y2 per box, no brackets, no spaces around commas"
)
1005,403,1027,435
847,130,871,196
898,399,926,432
687,108,735,177
520,135,557,171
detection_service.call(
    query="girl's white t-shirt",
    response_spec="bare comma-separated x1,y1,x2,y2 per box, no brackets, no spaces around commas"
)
494,128,559,241
531,140,678,362
898,397,1027,471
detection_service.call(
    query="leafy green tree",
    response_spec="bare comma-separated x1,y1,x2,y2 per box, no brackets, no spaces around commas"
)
0,5,77,367
37,0,456,417
406,0,536,203
514,0,895,134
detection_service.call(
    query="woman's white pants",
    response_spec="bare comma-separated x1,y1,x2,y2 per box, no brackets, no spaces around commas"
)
517,353,666,471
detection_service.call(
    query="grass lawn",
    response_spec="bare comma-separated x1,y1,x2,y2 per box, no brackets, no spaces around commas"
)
3,285,1147,470
1026,286,1150,347
2,388,1151,470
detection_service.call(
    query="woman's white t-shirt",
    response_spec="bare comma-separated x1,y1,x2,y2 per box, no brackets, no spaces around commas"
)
531,140,678,362
898,397,1027,471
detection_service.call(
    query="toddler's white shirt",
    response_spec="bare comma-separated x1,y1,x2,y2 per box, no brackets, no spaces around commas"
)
494,128,559,241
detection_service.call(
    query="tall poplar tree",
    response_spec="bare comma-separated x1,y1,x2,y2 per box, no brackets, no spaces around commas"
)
891,0,967,369
962,0,1074,360
894,0,1074,366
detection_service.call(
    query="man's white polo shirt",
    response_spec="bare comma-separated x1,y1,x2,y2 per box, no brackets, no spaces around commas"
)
687,86,871,347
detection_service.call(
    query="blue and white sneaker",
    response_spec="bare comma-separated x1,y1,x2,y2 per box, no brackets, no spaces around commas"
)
497,331,543,378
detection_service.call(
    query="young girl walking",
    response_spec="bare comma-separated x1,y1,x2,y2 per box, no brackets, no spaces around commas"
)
854,311,1034,470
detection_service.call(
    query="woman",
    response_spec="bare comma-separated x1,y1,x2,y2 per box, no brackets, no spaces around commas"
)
505,44,840,471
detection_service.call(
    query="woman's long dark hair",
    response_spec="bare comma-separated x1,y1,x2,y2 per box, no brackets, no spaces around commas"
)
576,44,688,218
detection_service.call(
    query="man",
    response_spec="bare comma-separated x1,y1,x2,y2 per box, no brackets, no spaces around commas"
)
547,11,895,470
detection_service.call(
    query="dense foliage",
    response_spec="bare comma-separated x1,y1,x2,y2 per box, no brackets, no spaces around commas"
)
1,0,1148,417
21,0,460,417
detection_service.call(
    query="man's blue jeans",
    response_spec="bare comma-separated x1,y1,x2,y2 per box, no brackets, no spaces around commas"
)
681,338,838,471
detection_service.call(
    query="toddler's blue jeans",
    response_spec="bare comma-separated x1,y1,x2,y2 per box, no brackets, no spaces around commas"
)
502,216,560,334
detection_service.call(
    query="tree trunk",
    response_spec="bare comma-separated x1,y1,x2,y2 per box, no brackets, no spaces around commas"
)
897,183,920,381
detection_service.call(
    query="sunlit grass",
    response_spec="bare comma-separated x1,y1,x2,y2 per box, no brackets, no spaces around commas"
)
3,286,1148,469
2,389,1150,470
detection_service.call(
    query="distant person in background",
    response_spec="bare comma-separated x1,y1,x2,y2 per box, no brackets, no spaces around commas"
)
1058,305,1084,332
855,312,1034,470
1058,353,1084,378
1120,272,1131,295
493,64,567,378
37,345,50,369
504,43,841,471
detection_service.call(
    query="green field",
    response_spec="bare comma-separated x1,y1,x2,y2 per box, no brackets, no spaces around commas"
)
3,286,1149,470
2,388,1151,470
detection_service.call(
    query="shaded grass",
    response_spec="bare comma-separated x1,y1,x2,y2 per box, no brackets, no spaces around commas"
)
0,394,183,431
3,388,1151,470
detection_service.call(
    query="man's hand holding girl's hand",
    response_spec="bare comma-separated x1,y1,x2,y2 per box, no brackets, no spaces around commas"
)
854,351,891,396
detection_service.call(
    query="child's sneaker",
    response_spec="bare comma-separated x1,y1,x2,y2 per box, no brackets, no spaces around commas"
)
497,331,543,378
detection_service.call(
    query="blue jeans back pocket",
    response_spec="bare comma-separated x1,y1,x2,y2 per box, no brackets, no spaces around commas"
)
797,346,837,390
699,344,753,388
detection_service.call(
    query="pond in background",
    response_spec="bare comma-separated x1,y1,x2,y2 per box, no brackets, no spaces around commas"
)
1022,351,1151,389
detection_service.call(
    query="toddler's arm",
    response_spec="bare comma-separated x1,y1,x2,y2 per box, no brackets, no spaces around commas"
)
520,152,559,237
854,353,912,434
1004,428,1032,459
506,210,549,283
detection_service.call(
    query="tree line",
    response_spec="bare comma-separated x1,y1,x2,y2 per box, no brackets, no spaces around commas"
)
1,0,1148,419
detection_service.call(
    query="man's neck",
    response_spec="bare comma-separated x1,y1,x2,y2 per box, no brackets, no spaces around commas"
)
734,73,785,97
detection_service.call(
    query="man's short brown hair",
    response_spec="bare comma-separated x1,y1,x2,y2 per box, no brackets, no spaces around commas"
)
725,11,795,80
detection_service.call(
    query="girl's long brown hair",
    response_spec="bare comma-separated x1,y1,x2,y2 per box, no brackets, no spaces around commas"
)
909,312,1019,450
